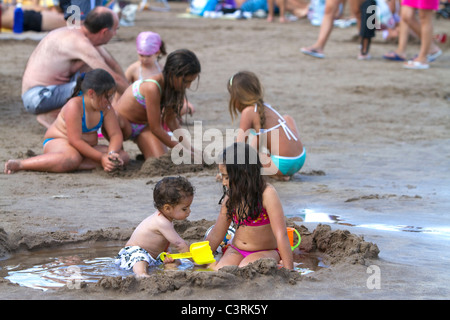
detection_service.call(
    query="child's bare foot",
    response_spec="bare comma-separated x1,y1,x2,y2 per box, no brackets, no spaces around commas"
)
269,174,292,181
4,160,22,174
135,273,150,278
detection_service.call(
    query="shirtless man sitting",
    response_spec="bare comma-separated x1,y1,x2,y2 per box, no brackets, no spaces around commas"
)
21,6,129,128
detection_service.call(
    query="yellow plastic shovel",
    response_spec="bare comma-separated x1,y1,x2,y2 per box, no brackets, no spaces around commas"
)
159,241,216,265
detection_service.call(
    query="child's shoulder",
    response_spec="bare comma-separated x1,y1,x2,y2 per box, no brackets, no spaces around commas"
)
263,183,279,197
62,96,82,113
241,105,256,116
126,60,140,70
152,211,174,225
125,61,140,81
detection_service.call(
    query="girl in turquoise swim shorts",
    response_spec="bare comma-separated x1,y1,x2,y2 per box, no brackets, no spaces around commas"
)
227,71,306,180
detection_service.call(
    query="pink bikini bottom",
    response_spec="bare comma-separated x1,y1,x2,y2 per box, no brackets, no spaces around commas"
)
230,244,280,259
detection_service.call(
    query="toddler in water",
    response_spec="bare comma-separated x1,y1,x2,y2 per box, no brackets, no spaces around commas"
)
4,69,129,174
227,71,306,180
206,143,294,270
125,31,167,83
115,176,194,277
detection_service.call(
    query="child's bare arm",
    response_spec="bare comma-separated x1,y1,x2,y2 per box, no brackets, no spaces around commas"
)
264,185,294,269
205,199,231,252
158,218,189,254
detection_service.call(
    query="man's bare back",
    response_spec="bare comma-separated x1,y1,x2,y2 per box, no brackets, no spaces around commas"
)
20,7,128,128
22,28,90,94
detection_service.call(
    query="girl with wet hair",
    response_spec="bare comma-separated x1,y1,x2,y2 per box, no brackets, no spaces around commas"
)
114,49,201,159
206,143,294,270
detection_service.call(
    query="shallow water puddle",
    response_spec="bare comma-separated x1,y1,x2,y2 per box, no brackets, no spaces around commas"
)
0,243,129,291
0,243,323,291
290,209,450,238
293,251,328,275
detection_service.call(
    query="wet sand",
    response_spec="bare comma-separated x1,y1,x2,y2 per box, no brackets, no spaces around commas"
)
1,2,450,300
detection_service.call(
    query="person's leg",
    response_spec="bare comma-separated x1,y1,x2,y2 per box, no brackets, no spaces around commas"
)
267,0,275,22
396,8,413,56
33,81,77,128
36,108,61,129
4,139,83,174
40,10,66,31
414,9,434,63
284,0,309,18
401,5,422,36
132,261,150,277
135,127,167,159
349,0,362,30
384,5,417,61
278,0,287,22
417,8,441,57
239,250,280,267
301,0,341,54
358,0,376,59
212,246,244,270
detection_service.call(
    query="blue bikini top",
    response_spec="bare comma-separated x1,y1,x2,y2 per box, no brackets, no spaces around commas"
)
82,96,103,133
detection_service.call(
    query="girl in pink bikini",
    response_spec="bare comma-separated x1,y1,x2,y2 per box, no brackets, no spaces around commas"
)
206,143,294,270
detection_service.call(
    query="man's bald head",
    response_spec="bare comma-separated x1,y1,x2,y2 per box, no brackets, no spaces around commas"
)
84,7,118,34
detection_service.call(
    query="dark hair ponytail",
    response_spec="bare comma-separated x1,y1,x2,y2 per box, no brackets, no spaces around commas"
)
221,143,266,227
71,69,116,99
161,49,201,120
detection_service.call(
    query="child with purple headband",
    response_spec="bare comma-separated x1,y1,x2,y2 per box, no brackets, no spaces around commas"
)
125,31,195,119
125,31,167,83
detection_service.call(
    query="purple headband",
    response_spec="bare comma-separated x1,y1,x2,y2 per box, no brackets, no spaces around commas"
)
136,32,162,56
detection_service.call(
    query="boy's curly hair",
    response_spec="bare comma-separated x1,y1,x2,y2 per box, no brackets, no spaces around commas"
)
153,176,195,210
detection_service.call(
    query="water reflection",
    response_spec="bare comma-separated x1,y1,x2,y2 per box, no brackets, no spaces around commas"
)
0,243,325,291
287,209,450,238
0,246,130,291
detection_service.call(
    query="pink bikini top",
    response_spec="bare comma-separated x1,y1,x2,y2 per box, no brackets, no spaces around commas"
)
232,206,270,227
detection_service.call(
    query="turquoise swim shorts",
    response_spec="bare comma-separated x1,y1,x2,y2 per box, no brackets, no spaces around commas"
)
270,147,306,176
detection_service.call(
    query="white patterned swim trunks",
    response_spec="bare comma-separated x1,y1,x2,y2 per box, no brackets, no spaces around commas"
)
115,246,162,270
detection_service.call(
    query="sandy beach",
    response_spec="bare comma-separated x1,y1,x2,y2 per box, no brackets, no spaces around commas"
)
1,2,449,301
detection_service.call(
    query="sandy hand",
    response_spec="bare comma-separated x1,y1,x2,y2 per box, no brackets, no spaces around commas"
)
105,152,124,172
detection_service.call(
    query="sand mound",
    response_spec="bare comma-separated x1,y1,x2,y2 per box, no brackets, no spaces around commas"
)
94,258,300,296
104,153,217,178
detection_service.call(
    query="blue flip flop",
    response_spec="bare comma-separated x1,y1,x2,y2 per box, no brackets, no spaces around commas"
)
412,49,442,62
383,51,406,61
300,48,325,59
427,49,442,62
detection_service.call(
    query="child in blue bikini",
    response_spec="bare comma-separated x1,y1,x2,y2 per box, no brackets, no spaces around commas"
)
227,71,306,180
4,69,129,174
